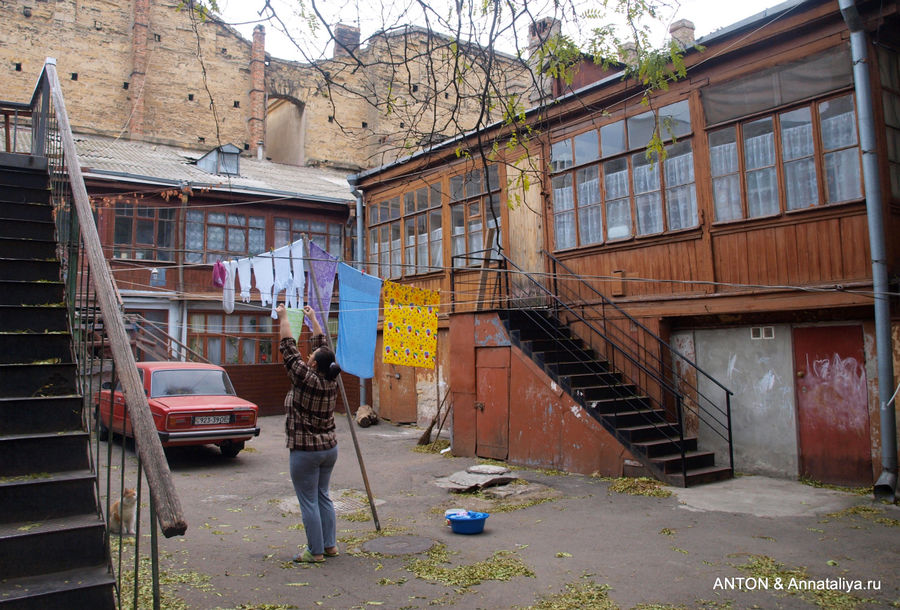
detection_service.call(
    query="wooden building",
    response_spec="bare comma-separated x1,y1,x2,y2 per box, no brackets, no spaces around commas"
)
354,0,900,486
77,134,363,415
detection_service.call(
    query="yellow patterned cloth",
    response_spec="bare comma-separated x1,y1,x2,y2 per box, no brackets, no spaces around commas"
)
382,281,439,369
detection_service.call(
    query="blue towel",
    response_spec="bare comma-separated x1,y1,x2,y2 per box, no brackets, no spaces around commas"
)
336,263,382,379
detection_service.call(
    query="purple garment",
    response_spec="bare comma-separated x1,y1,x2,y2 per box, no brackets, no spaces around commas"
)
305,241,338,332
212,260,226,287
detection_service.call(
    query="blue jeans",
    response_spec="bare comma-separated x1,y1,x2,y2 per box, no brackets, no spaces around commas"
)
289,446,338,555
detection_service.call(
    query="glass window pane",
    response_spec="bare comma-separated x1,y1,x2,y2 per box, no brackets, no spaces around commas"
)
186,210,203,223
405,192,416,214
713,175,742,222
466,169,483,197
208,212,226,225
743,117,776,170
635,192,663,235
664,141,697,230
606,198,632,240
228,227,246,252
416,187,429,211
114,215,132,245
659,100,691,139
241,338,256,364
780,107,819,210
604,157,630,200
228,214,246,226
577,204,603,245
450,175,464,201
248,228,265,255
136,219,154,244
224,314,241,333
576,166,600,206
487,165,499,191
628,111,656,149
249,216,265,228
780,107,814,161
746,167,779,217
429,210,443,268
601,120,625,157
820,95,858,150
554,211,576,250
552,174,574,211
784,159,818,210
207,337,222,365
551,139,573,172
574,131,599,165
467,218,482,254
207,225,225,251
825,148,862,203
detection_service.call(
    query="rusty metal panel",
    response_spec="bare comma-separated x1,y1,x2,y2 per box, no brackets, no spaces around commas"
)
451,392,477,456
449,313,476,394
474,312,511,347
475,347,509,460
793,325,872,486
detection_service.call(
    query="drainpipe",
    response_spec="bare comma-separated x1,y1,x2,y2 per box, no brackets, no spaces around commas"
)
347,174,367,408
839,0,897,501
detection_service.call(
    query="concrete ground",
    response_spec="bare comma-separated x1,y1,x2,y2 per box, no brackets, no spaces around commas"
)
113,414,900,609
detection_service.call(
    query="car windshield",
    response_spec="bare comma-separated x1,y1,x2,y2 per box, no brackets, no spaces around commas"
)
150,369,236,398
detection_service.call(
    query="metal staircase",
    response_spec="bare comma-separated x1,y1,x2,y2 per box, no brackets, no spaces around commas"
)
452,249,734,487
0,153,116,608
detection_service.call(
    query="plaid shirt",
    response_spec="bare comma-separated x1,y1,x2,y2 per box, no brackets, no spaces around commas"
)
280,335,337,451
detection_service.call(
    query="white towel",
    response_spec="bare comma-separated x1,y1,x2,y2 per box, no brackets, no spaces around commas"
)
251,252,275,307
236,258,252,303
273,244,293,293
288,238,306,309
222,260,237,314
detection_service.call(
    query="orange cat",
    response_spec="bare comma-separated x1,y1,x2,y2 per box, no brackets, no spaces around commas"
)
109,488,137,535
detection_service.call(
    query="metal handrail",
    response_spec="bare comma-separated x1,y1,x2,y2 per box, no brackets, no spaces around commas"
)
2,59,187,607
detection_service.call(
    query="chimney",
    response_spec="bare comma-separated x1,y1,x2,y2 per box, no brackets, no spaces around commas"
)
669,19,695,50
129,0,150,139
618,41,638,65
333,23,360,58
527,17,560,58
249,25,266,160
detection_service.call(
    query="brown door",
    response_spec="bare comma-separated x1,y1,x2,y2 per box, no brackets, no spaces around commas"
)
793,325,871,486
379,362,418,423
475,347,509,460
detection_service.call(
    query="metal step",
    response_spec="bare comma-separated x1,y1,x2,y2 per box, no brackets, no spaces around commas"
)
0,201,53,223
0,259,60,281
0,470,99,523
0,305,68,332
0,564,115,610
651,450,717,474
0,332,72,365
0,280,64,307
0,363,77,398
0,218,56,241
666,465,734,487
0,431,91,477
0,395,84,435
0,514,107,580
0,236,57,260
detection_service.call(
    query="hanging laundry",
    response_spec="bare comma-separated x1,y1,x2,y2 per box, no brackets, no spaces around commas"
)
236,258,252,303
222,260,237,314
212,260,226,287
273,244,293,293
287,238,305,309
285,307,305,342
305,241,337,332
382,281,439,369
251,251,278,318
336,263,382,379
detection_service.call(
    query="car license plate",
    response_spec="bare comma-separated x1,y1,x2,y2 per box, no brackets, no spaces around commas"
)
193,415,231,425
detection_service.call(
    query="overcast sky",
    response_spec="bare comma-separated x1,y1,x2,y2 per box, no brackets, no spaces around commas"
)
217,0,788,62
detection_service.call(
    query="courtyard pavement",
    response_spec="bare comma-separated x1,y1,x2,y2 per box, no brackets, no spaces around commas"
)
115,414,900,609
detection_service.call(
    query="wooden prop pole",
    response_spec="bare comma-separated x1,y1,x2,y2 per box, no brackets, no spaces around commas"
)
304,238,381,531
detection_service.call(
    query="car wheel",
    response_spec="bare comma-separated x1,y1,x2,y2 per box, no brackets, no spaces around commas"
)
220,441,244,458
95,406,110,441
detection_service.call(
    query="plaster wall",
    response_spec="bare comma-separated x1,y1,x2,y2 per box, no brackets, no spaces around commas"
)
685,326,799,477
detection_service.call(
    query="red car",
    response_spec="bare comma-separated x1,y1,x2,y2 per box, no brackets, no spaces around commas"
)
95,361,260,458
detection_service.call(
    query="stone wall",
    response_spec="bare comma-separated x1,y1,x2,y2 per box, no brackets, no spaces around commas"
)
1,1,530,169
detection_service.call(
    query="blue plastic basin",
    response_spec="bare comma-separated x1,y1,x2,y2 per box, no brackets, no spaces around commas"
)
447,511,489,534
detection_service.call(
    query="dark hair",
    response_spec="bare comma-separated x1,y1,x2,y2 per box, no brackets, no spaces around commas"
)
313,346,341,381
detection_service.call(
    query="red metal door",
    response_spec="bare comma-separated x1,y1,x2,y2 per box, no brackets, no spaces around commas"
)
379,362,418,423
475,347,509,460
793,325,871,486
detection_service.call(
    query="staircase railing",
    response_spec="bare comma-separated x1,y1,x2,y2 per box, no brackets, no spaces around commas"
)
450,248,733,478
126,313,209,363
5,59,187,607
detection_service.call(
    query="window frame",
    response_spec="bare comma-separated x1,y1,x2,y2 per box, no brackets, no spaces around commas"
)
549,98,698,252
184,209,267,264
449,164,502,268
707,90,863,225
187,311,277,365
274,217,344,260
112,201,177,262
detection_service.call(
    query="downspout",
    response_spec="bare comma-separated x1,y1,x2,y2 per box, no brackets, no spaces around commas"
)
347,174,367,407
839,0,897,501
